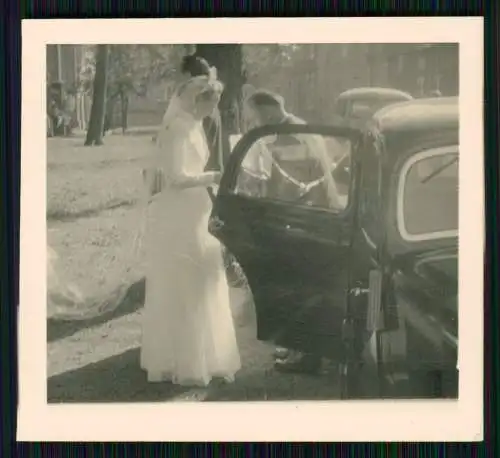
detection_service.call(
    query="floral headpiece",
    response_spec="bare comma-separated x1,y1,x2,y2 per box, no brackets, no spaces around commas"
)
177,67,224,100
208,66,218,81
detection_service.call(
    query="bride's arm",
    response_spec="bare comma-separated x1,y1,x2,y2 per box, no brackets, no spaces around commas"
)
169,170,219,190
158,125,220,190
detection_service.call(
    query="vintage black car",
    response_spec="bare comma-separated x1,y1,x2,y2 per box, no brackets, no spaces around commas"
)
332,87,414,126
329,87,414,183
209,96,458,399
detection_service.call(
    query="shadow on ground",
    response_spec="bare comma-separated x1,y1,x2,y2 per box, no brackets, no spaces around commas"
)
46,198,137,223
203,368,340,402
48,344,340,403
47,278,146,343
48,348,190,403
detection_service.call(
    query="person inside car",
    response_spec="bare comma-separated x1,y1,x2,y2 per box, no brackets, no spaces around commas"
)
245,90,342,208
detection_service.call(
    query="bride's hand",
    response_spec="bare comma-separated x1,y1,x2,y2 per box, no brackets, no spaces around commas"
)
211,171,222,185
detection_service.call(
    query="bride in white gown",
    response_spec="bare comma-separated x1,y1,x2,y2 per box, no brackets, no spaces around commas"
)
140,73,241,386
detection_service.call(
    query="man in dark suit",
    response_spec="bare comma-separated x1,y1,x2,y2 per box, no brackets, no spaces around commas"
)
245,89,330,375
245,90,340,207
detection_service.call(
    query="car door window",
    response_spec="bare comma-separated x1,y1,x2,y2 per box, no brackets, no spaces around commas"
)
233,132,352,213
350,100,375,119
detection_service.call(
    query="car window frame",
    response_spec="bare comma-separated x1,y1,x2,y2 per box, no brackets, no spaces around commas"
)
229,131,356,216
358,131,385,249
396,144,459,242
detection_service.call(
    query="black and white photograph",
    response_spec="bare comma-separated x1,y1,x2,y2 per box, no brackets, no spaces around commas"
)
19,18,483,442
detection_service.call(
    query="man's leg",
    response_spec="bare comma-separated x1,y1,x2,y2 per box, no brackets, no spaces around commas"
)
274,347,290,360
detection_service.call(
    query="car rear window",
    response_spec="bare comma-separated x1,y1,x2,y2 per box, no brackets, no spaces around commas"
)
398,147,458,241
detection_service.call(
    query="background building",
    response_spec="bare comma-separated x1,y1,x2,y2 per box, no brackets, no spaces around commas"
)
368,43,459,97
246,43,458,124
245,44,371,123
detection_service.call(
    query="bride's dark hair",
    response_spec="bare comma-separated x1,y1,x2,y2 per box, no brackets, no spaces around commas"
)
181,55,211,77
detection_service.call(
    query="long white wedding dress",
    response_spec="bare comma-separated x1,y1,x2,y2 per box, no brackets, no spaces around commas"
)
139,108,241,386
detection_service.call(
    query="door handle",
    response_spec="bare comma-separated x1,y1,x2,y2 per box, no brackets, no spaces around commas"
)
208,216,225,232
285,224,307,235
350,287,370,297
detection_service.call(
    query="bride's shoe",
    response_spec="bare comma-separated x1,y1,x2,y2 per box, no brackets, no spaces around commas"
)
223,374,235,383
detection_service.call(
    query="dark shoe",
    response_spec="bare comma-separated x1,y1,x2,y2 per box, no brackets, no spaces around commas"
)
274,353,322,375
273,347,290,360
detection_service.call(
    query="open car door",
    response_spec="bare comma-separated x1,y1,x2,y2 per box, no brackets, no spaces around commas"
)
209,124,362,360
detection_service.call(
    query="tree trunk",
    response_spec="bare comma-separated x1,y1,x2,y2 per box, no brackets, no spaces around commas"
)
84,45,109,146
103,93,117,134
195,44,246,163
120,91,129,134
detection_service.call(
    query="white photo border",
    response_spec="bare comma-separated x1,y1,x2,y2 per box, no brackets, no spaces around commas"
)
19,17,484,442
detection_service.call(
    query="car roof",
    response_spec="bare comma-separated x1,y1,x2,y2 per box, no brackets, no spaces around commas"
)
336,87,414,101
363,97,459,160
371,96,459,133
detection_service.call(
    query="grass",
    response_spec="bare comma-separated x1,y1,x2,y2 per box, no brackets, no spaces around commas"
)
47,135,153,319
47,135,148,221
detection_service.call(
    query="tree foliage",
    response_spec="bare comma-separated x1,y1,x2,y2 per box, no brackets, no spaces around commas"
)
79,44,185,99
107,45,184,99
80,44,302,100
77,46,98,93
81,44,186,133
242,44,303,79
80,43,307,138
